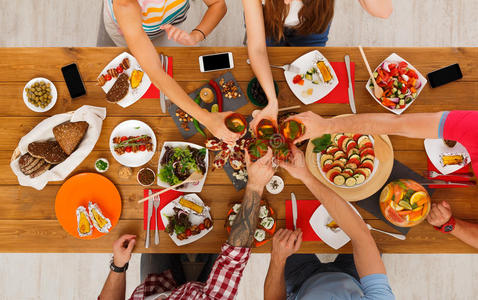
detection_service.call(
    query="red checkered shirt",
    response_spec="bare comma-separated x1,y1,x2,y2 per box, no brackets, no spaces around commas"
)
128,243,251,300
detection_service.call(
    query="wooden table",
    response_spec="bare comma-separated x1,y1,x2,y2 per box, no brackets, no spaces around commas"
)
1,47,478,253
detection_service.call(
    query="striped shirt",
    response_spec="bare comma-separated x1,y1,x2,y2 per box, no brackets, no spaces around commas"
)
107,0,190,39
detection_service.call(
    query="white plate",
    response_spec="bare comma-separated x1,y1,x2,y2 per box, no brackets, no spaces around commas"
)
160,194,213,246
22,77,57,112
309,203,362,250
109,120,157,167
316,135,379,189
366,53,427,115
157,141,208,193
266,175,284,194
424,139,470,175
98,52,152,108
284,50,339,105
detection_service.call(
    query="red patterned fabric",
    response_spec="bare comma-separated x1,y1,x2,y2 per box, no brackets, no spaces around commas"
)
129,243,251,300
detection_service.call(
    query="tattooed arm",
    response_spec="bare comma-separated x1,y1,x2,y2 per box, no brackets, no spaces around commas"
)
228,148,275,248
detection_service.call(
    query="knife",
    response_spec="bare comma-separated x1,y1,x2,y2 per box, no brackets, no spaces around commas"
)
419,180,475,187
291,192,298,230
159,53,166,113
145,189,154,248
164,55,171,110
344,55,356,114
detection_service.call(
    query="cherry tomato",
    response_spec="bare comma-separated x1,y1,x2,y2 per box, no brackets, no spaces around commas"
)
105,74,112,81
186,229,192,237
116,65,123,73
120,136,128,142
139,145,146,151
292,74,302,84
125,146,132,153
199,223,205,230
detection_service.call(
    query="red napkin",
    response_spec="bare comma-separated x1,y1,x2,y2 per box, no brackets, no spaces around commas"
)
141,56,173,99
426,158,473,188
314,62,355,104
285,199,322,241
143,189,183,230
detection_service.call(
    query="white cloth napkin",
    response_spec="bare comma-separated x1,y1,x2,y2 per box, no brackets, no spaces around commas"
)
10,105,107,190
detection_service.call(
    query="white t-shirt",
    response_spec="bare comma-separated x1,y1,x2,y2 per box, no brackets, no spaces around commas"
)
262,0,303,27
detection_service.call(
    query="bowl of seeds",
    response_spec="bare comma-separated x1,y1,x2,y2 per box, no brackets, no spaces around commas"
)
23,77,57,112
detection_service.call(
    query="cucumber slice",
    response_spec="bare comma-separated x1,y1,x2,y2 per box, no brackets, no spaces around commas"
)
353,173,365,184
398,200,413,210
333,175,345,186
345,177,357,187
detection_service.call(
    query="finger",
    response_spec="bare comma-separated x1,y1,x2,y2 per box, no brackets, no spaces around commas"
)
442,201,451,209
172,29,183,41
286,230,298,246
252,109,261,118
244,149,252,168
160,24,171,31
126,238,136,252
117,234,136,243
436,203,451,218
294,232,303,251
167,27,177,39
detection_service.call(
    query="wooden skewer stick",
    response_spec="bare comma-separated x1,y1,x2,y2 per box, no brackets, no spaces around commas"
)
278,105,301,112
138,172,203,204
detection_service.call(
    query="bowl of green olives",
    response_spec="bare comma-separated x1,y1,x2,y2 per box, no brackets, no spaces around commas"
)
23,77,57,112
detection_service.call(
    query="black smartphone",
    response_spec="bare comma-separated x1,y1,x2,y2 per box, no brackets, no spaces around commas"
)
199,52,234,72
427,64,462,88
61,63,87,98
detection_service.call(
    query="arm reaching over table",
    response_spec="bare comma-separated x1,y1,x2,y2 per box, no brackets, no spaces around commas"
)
113,0,239,143
242,0,279,133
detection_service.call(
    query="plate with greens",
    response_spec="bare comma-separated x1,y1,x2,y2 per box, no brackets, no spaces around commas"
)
157,142,208,192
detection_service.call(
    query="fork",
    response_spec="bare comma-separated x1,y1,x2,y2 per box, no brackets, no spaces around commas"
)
246,58,300,73
153,195,160,245
424,170,474,180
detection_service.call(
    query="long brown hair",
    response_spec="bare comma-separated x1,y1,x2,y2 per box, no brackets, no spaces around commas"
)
263,0,335,42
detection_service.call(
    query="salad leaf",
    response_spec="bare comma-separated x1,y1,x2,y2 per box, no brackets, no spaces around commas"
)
174,224,186,234
159,164,181,186
312,134,332,153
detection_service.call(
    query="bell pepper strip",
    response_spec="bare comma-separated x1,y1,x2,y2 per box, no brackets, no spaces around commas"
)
209,80,223,112
193,94,207,137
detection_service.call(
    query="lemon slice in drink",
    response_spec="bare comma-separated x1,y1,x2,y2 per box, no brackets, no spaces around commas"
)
380,185,392,203
410,191,427,205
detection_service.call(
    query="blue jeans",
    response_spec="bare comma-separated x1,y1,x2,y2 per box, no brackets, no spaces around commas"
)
285,254,360,297
266,25,331,47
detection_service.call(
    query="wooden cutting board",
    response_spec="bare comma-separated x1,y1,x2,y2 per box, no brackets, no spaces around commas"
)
305,134,394,202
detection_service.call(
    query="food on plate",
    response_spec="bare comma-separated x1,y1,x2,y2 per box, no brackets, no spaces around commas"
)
316,61,332,82
108,68,119,78
137,167,156,186
380,179,430,227
159,145,207,186
318,133,375,187
205,137,250,171
292,60,334,88
225,113,247,134
266,175,284,194
130,70,144,89
96,75,106,87
25,80,53,108
97,57,131,87
118,166,133,179
248,78,272,107
225,200,276,247
280,120,305,142
200,87,214,103
120,57,130,71
371,60,422,110
88,202,112,233
209,80,223,112
301,88,314,98
441,154,465,166
175,108,194,131
106,73,129,103
443,139,457,148
28,141,68,164
76,206,93,237
112,135,154,155
165,206,212,241
219,77,240,99
179,197,204,214
232,168,248,182
53,121,89,155
95,158,109,173
326,220,339,229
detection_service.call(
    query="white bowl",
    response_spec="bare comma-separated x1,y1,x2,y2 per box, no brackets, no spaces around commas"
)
22,77,57,112
365,53,427,115
137,167,156,186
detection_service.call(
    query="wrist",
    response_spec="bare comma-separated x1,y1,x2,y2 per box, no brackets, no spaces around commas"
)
246,182,264,194
271,254,287,266
113,256,128,268
190,30,204,44
434,216,456,233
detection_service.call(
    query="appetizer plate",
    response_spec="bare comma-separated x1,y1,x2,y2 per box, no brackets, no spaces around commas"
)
309,202,362,250
55,173,121,239
424,139,470,175
160,194,213,246
284,50,339,105
109,120,157,167
157,141,209,192
98,52,151,108
366,53,427,115
22,77,57,112
316,135,379,189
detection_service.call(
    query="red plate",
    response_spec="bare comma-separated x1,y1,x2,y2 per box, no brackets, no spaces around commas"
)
55,173,122,239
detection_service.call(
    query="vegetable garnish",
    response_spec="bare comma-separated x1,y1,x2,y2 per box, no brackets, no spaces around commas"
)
312,134,332,153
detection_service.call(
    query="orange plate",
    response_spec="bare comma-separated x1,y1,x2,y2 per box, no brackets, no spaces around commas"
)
55,173,122,239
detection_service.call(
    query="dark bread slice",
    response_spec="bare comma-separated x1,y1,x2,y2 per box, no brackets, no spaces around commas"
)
19,153,36,173
30,162,51,178
28,141,68,164
22,158,45,175
106,73,129,103
53,121,89,155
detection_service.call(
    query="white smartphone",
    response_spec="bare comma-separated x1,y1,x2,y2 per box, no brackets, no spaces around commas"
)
199,52,234,72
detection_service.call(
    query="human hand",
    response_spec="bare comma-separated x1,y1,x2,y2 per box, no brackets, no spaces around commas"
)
278,144,312,182
206,111,242,144
249,103,278,136
245,147,274,191
284,111,329,144
160,24,202,46
427,201,453,227
271,228,302,263
112,234,136,267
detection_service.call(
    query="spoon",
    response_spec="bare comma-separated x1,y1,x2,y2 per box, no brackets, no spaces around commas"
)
358,46,384,99
366,224,406,240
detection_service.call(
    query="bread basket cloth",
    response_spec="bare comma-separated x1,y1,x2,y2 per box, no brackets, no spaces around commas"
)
10,105,107,190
